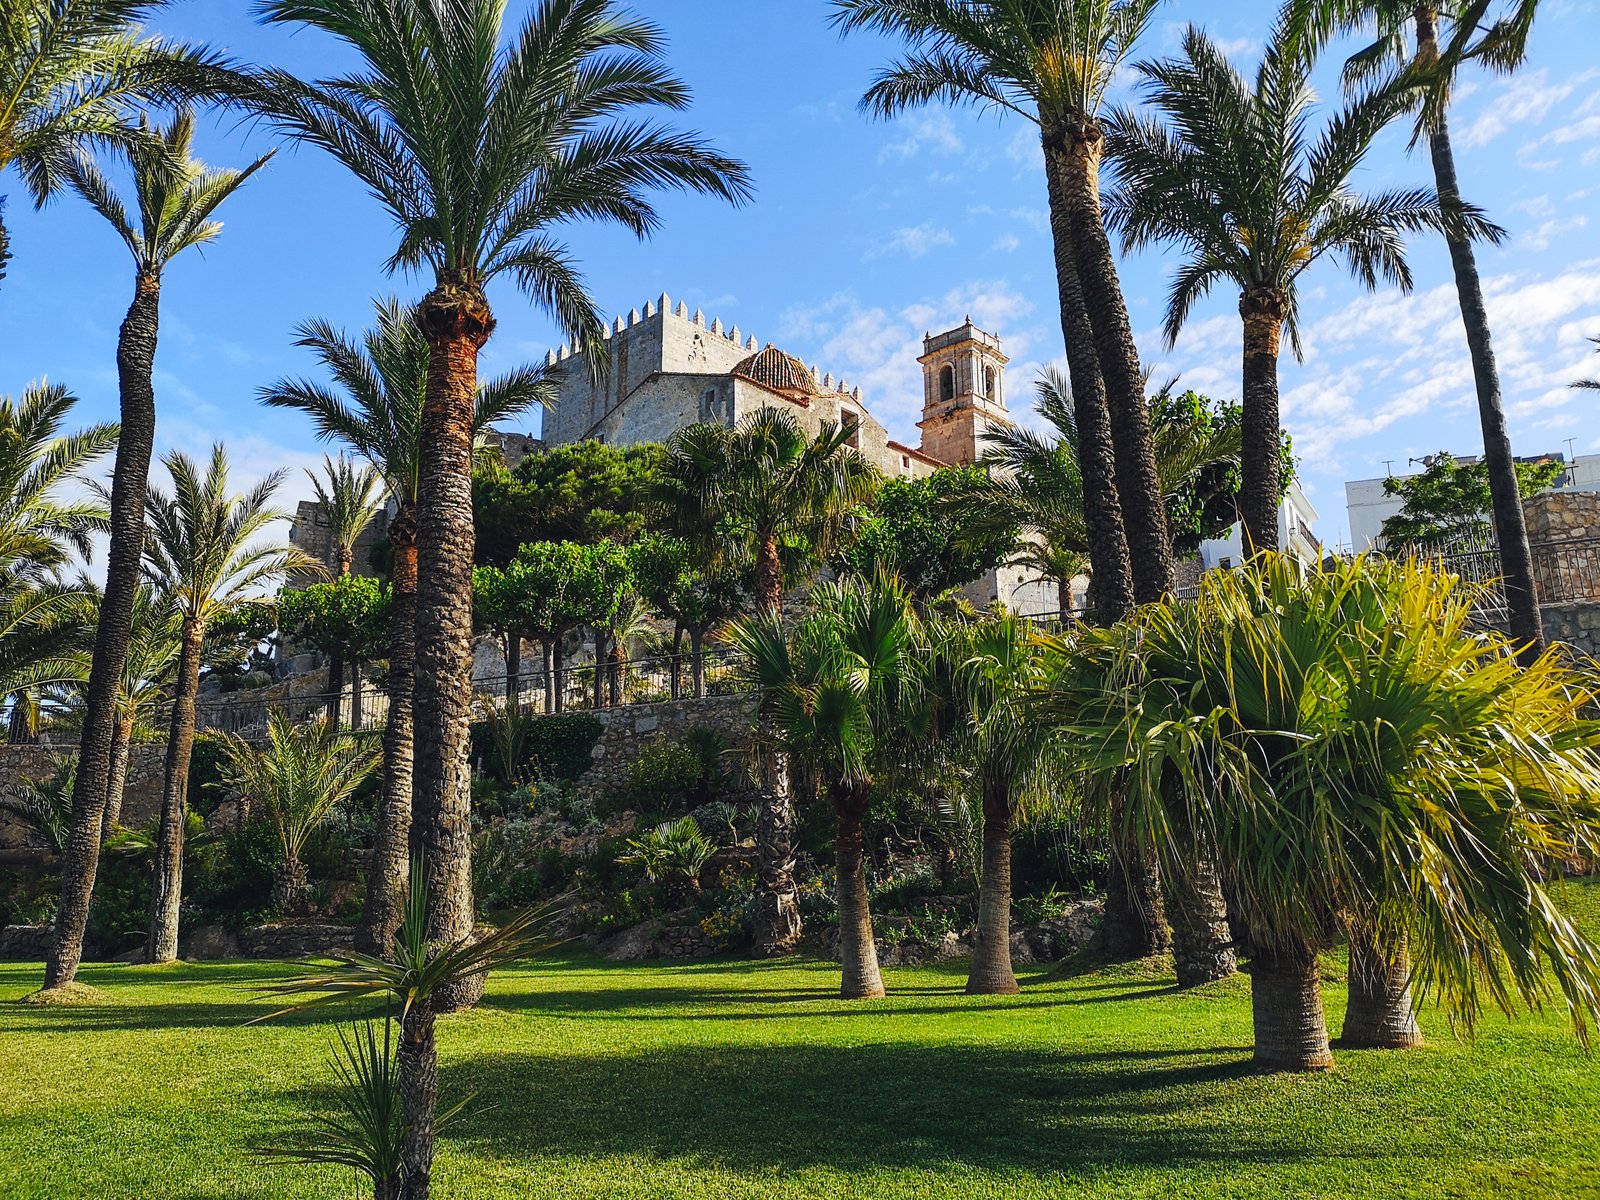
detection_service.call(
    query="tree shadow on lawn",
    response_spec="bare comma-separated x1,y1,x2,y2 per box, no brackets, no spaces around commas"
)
420,1042,1304,1178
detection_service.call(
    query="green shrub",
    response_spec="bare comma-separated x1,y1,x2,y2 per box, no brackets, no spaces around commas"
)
185,732,234,817
871,860,938,912
621,739,704,815
187,816,281,931
470,711,603,786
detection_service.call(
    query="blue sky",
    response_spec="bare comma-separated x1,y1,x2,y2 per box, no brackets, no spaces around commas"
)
4,0,1599,550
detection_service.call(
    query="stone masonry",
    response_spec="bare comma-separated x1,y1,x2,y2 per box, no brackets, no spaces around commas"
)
575,692,760,801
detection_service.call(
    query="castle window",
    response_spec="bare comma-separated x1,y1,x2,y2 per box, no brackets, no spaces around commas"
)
984,366,997,400
901,454,911,471
700,387,717,422
841,409,861,449
939,364,954,402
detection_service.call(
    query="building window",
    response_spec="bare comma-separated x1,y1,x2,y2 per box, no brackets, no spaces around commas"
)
841,409,861,449
901,454,911,471
984,366,997,400
700,387,716,422
939,364,954,402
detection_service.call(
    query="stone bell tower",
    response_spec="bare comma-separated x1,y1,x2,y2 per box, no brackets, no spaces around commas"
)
916,317,1012,466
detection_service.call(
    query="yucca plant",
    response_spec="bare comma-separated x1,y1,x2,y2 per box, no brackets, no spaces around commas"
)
220,711,380,914
256,860,555,1200
1038,553,1600,1071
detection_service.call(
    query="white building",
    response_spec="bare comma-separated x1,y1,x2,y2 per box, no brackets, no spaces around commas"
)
1197,480,1323,571
1344,452,1600,551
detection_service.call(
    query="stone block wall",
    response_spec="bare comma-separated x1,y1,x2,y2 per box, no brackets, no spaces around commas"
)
0,744,167,850
576,692,760,800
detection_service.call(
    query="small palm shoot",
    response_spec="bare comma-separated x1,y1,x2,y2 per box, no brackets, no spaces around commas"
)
254,861,556,1200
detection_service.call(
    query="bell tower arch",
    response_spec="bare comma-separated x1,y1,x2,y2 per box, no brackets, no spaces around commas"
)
916,317,1012,465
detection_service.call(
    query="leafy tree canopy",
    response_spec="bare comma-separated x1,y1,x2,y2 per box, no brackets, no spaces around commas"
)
278,575,389,664
628,531,745,635
474,441,666,567
474,540,634,642
1155,390,1294,556
841,466,1018,601
1380,452,1564,549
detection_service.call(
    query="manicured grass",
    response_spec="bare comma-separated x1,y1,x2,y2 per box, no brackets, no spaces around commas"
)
6,883,1600,1199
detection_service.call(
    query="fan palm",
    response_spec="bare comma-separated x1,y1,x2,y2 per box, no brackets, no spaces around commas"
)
142,445,318,964
726,575,927,999
241,0,750,1006
261,297,548,956
254,862,556,1200
930,611,1061,994
0,0,234,285
45,113,270,991
1038,553,1600,1071
833,0,1174,608
659,408,879,954
1105,18,1496,552
1296,0,1546,652
221,711,380,913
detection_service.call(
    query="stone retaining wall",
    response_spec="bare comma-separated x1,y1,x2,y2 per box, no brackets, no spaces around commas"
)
576,692,760,800
0,744,168,851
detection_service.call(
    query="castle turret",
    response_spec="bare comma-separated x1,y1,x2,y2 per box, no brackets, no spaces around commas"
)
916,317,1011,466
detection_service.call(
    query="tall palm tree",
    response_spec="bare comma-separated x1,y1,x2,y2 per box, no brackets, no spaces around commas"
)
142,445,316,964
306,454,386,724
727,576,926,999
221,711,380,913
261,297,549,957
0,383,117,578
834,0,1174,607
1298,0,1545,654
660,409,879,954
1041,554,1600,1071
44,116,270,992
242,0,750,1007
1105,20,1495,550
0,0,234,287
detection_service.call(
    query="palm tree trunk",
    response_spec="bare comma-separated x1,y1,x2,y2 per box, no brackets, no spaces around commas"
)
1165,857,1237,988
273,854,309,915
1054,116,1174,604
148,618,205,964
100,712,136,840
966,778,1018,996
1250,943,1334,1072
414,281,493,1014
834,782,885,1000
690,627,706,699
1342,925,1422,1050
328,649,346,728
505,631,520,712
1043,134,1134,625
1102,836,1170,958
45,269,162,990
359,516,417,959
1240,290,1288,553
1414,9,1542,655
398,1003,438,1200
753,532,802,956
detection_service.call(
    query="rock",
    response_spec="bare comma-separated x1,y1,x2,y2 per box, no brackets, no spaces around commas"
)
599,919,663,961
111,946,147,964
932,931,971,961
1008,929,1036,966
184,925,241,961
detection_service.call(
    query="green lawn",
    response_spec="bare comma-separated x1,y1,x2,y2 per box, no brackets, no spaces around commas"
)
6,884,1600,1199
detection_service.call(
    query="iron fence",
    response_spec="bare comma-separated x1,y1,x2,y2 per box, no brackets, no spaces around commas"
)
1425,535,1600,616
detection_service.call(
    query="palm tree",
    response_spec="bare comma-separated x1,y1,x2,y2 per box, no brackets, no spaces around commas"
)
727,576,926,999
1040,554,1600,1071
256,864,554,1200
660,409,879,954
0,382,117,578
1105,20,1495,551
142,446,316,964
242,0,750,1006
931,611,1060,995
261,297,547,957
1572,338,1599,392
0,0,234,286
0,756,76,856
221,711,380,913
1295,0,1544,653
306,454,386,724
44,115,269,992
99,585,181,836
834,0,1174,607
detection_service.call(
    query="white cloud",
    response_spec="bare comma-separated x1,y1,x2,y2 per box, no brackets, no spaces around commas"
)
866,222,955,260
1458,69,1592,148
1521,215,1589,251
991,234,1022,253
878,113,964,162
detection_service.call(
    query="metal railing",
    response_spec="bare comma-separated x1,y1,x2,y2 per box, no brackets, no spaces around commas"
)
1426,535,1600,615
